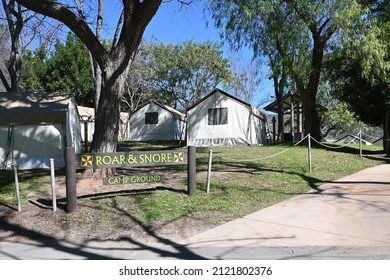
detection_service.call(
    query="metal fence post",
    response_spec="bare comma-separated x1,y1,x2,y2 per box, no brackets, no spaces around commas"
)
50,158,57,212
13,164,21,212
206,149,213,193
308,133,312,173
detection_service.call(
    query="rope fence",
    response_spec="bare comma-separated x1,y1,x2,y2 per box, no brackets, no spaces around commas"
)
310,136,357,149
215,134,309,163
205,130,382,192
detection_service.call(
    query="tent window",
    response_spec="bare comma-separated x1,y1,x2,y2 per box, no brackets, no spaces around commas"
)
145,112,158,124
208,108,228,125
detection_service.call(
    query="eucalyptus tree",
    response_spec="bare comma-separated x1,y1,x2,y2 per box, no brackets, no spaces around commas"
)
207,0,366,141
327,2,390,154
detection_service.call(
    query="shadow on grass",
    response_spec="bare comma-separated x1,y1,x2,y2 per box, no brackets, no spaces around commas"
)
1,187,207,260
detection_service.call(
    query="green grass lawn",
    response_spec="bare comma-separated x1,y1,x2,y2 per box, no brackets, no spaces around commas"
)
1,141,388,227
121,142,389,224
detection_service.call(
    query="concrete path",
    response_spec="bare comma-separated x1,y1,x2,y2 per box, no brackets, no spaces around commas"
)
179,164,390,258
1,164,390,259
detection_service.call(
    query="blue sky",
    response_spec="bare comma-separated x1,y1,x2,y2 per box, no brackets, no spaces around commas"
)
144,1,219,45
141,1,273,107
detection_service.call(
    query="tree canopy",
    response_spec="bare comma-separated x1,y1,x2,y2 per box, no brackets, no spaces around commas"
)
206,0,369,140
21,33,94,106
142,39,232,109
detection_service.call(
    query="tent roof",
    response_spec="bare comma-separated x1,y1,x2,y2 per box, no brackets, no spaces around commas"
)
187,88,252,111
78,106,129,123
131,101,186,122
187,88,267,120
0,91,74,125
263,92,328,113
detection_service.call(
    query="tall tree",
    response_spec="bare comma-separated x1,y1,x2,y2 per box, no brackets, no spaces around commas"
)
327,2,390,154
15,0,164,173
145,39,232,109
207,0,365,140
328,52,389,154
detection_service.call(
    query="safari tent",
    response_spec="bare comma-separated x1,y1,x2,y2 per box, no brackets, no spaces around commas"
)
0,91,82,169
78,106,130,142
130,101,186,141
186,88,267,147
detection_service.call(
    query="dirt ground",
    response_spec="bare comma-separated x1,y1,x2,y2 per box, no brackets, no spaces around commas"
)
0,171,214,248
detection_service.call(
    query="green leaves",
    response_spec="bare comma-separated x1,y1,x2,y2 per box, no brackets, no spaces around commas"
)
21,33,94,106
142,39,232,109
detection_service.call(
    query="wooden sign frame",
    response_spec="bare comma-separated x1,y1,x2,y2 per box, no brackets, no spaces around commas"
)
76,150,187,169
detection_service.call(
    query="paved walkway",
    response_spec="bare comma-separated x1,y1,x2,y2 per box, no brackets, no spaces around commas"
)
1,164,390,259
179,164,390,258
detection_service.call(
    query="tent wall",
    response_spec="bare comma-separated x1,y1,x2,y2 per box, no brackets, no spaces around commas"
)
0,124,65,169
0,92,81,170
130,102,185,141
78,106,129,142
187,90,267,147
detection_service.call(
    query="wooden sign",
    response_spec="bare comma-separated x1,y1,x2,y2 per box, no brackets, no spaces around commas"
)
103,174,165,185
76,150,187,169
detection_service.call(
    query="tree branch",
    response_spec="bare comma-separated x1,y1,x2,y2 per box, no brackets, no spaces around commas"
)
15,0,109,68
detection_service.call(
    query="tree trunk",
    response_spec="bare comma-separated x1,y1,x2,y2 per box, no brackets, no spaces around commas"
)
273,74,285,142
91,61,129,153
302,92,321,141
301,33,327,142
2,0,23,91
88,64,128,177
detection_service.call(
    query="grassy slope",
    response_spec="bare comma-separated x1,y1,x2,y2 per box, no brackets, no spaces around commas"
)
125,142,389,225
1,142,388,227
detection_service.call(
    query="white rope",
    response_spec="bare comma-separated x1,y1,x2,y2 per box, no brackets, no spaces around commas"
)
217,135,309,163
310,135,357,149
360,131,381,140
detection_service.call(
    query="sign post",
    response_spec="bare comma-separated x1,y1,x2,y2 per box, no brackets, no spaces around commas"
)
66,147,196,213
65,147,77,213
187,146,196,195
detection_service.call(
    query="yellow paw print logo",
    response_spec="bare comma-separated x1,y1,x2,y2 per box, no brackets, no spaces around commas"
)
173,152,184,163
81,155,93,167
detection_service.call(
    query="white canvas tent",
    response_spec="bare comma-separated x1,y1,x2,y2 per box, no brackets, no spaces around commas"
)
130,101,186,141
78,106,130,142
186,88,267,147
0,91,82,169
